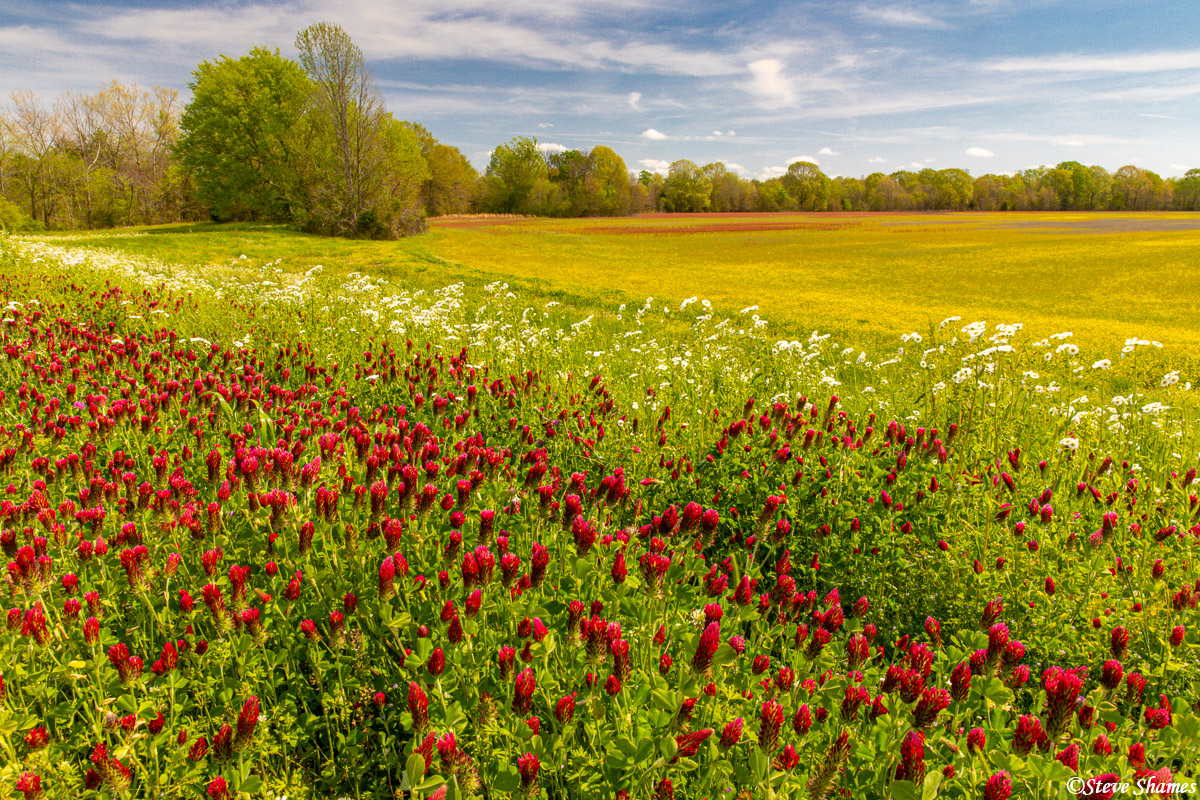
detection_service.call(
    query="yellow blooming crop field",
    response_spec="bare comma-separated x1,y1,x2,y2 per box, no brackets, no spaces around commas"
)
25,211,1200,352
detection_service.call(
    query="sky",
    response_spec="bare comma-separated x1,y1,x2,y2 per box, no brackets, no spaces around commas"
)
2,0,1198,180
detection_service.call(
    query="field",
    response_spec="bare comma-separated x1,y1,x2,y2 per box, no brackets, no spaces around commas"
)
1,214,1199,799
26,211,1200,351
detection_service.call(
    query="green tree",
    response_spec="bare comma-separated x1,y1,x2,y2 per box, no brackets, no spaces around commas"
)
585,146,631,216
661,159,711,212
296,22,427,237
402,122,478,216
781,161,830,211
178,47,311,222
483,136,555,215
1173,168,1200,210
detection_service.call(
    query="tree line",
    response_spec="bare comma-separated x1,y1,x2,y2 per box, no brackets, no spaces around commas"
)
2,23,1198,236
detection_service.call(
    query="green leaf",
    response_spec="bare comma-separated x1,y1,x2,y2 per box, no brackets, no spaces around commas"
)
406,753,426,785
922,770,944,800
890,780,920,800
982,677,1013,706
237,776,263,795
712,643,738,667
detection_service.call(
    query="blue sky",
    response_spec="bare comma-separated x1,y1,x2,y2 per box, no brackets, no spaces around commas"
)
2,0,1198,179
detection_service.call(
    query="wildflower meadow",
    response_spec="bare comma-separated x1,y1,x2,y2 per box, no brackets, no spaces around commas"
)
0,226,1198,799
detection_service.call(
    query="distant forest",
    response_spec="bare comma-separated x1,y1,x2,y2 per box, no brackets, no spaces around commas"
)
2,23,1198,237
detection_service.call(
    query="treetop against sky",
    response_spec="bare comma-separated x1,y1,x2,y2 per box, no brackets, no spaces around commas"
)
1,0,1197,179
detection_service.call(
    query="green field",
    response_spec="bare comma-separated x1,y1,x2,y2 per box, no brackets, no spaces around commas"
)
25,211,1200,351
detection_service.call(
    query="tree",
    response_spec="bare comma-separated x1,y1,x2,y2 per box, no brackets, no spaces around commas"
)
401,123,478,216
781,161,830,211
661,160,711,212
296,22,427,237
1173,168,1200,210
482,136,554,215
178,48,311,222
584,146,631,216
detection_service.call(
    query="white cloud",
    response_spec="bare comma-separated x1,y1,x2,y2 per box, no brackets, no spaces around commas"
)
759,165,788,180
628,91,642,110
819,146,839,155
537,142,569,154
856,5,951,29
641,128,668,140
984,50,1200,74
867,156,887,163
909,161,925,168
537,122,555,128
724,162,750,175
712,130,723,136
786,155,819,166
1169,163,1191,172
965,147,994,157
725,130,736,136
638,158,670,175
746,58,794,106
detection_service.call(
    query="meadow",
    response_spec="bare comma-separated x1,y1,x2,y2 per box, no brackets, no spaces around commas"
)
1,213,1199,799
26,211,1200,351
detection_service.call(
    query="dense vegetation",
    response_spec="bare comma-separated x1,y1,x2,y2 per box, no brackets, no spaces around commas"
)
1,230,1197,797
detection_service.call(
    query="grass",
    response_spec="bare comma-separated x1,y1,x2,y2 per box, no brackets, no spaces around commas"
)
25,211,1200,353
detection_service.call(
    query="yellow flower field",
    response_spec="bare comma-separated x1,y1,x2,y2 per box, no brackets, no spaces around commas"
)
20,211,1200,350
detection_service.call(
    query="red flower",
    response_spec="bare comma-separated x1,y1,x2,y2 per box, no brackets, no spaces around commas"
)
15,773,43,800
719,718,743,749
516,752,540,794
207,776,230,800
675,728,713,759
966,727,986,754
1110,626,1129,659
757,699,784,753
950,661,972,701
605,674,622,695
1013,714,1047,755
408,682,429,730
895,730,925,784
555,694,576,724
24,727,48,749
690,621,720,674
773,743,799,771
513,668,536,714
984,771,1012,800
1099,660,1123,691
235,696,259,750
427,647,445,676
913,688,950,729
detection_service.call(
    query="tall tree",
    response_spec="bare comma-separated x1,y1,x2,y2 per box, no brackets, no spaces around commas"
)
178,47,311,222
781,161,830,211
584,146,631,216
295,22,427,237
662,160,711,212
482,136,554,215
402,122,479,216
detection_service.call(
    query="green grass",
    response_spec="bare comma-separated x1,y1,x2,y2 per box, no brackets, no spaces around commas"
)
25,212,1200,355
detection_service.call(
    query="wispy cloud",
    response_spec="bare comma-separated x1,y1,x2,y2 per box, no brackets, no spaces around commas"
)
983,50,1200,74
855,4,951,29
628,91,641,110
